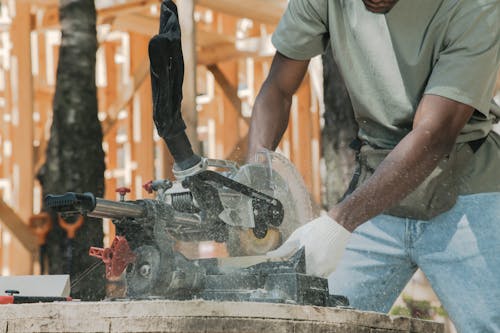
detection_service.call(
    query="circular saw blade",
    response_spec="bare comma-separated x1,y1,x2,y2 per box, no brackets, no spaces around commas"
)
226,150,313,256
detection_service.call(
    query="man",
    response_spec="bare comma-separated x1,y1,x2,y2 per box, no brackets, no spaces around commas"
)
247,0,500,331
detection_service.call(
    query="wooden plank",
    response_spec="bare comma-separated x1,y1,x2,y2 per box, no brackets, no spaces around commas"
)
0,301,444,333
0,199,37,254
196,0,287,25
178,0,200,153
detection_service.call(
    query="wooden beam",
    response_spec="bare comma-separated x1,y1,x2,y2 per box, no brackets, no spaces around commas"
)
102,57,150,136
196,0,287,25
0,199,37,254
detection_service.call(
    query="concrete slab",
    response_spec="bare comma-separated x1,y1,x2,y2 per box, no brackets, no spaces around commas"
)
0,300,443,333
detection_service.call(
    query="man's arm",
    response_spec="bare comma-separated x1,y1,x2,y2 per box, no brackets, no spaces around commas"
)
329,94,474,232
247,52,310,161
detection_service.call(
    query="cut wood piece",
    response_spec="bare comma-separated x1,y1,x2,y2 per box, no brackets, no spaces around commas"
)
196,0,287,25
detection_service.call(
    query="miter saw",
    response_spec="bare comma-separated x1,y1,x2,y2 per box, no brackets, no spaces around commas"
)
44,0,348,307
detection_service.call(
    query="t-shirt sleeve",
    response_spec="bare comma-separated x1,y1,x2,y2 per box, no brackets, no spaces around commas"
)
425,1,500,116
271,0,329,60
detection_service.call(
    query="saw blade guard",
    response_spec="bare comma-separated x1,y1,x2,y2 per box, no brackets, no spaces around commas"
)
226,150,313,256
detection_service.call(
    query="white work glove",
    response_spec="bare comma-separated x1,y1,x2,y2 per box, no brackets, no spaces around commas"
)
267,215,351,278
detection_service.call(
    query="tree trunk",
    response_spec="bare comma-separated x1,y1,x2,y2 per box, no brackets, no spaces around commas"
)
321,46,358,209
37,0,105,300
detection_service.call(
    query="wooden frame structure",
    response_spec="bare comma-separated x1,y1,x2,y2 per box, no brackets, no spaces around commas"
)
0,0,324,275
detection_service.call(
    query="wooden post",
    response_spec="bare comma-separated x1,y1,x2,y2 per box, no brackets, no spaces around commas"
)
8,1,35,274
178,0,200,153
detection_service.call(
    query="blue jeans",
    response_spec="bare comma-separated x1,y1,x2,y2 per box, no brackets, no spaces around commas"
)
329,193,500,333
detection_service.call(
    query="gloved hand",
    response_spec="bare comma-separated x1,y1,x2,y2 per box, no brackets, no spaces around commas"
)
267,215,351,278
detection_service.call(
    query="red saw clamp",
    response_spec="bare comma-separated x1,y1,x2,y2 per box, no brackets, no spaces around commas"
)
89,236,136,279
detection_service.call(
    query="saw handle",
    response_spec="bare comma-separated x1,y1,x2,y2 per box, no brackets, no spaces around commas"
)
44,193,146,219
44,192,96,215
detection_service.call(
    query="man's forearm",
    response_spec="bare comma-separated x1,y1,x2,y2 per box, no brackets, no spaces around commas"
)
329,95,474,232
329,126,454,232
247,52,310,162
247,82,292,161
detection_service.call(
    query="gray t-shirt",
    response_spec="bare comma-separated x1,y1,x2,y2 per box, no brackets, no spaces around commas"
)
272,0,500,194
